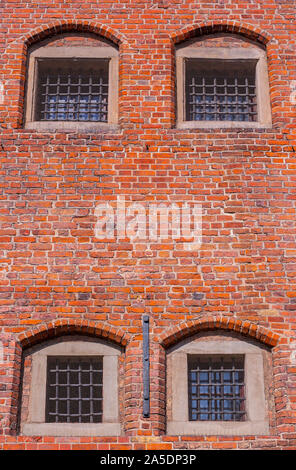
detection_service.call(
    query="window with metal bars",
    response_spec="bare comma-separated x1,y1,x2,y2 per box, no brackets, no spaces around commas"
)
185,59,257,122
188,355,245,422
36,59,109,122
46,356,103,423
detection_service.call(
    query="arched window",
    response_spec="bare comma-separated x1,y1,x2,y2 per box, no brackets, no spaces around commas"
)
166,331,273,435
176,34,272,129
24,33,119,131
20,336,122,436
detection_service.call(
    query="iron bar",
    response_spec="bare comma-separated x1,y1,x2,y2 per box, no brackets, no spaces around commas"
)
46,356,103,423
188,355,245,422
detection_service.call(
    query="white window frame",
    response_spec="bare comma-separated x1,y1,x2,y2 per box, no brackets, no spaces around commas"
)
25,46,119,132
176,46,272,129
21,338,121,436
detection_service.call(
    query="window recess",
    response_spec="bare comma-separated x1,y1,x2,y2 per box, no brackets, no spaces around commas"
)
176,46,272,129
36,59,109,123
188,354,245,422
25,45,118,131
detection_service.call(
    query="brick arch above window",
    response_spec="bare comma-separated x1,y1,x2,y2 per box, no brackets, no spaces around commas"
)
171,21,273,47
22,20,126,49
157,315,281,349
17,319,131,351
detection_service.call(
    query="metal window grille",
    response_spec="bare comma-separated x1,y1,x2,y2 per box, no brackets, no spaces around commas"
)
36,59,109,122
188,355,245,421
46,356,103,423
185,59,257,122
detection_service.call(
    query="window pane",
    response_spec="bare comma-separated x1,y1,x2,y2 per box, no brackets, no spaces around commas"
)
185,59,257,122
36,59,109,122
188,355,245,421
46,356,103,423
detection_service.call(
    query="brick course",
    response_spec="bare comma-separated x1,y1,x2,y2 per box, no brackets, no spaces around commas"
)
0,0,296,450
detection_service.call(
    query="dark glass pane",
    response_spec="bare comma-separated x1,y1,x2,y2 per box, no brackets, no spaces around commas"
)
188,355,245,422
185,59,257,122
46,356,103,423
36,59,109,122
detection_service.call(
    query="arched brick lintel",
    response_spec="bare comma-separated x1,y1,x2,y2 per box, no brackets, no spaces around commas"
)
17,319,131,350
21,20,126,49
171,21,273,46
158,316,281,349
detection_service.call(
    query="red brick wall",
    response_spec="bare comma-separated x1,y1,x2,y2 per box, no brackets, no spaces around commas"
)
0,0,296,450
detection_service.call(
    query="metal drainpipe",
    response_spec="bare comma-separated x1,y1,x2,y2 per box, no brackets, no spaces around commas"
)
143,314,150,418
